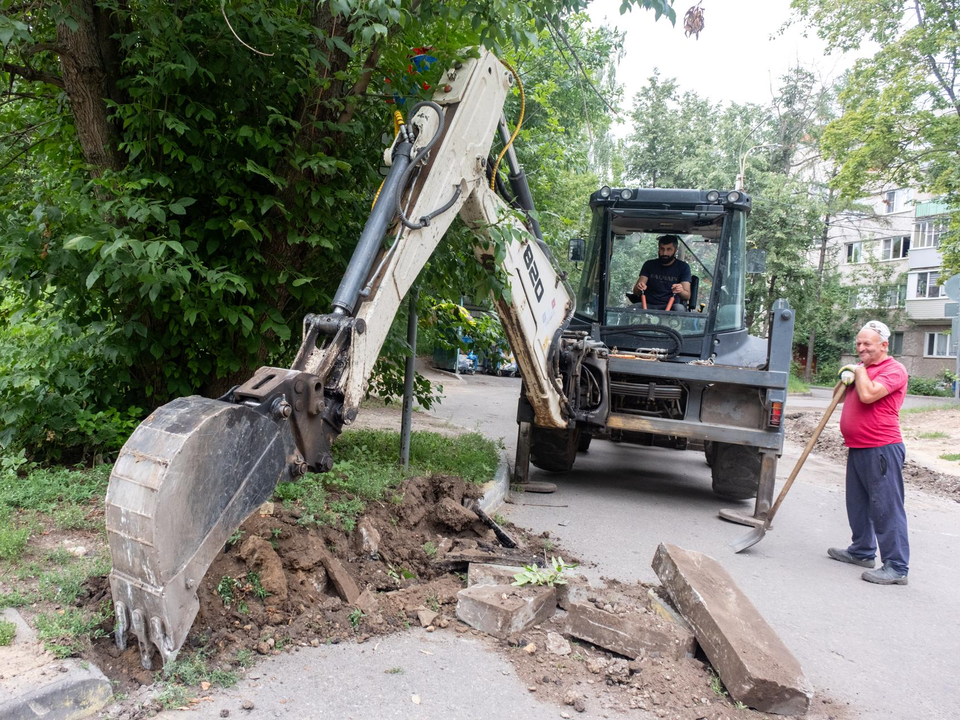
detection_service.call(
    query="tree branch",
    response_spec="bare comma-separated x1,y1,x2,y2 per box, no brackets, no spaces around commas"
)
913,0,960,116
546,17,619,118
1,61,64,88
337,41,382,125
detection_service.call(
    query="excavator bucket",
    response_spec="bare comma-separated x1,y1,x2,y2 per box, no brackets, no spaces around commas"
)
106,395,293,669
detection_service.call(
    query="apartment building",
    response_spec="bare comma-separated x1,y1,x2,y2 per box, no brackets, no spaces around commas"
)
831,188,957,378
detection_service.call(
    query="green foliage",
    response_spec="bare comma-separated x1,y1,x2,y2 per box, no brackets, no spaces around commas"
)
0,462,110,514
512,556,577,587
34,606,109,658
422,541,438,557
247,572,270,600
156,649,239,708
0,618,15,645
0,525,29,561
216,576,238,608
348,607,366,628
0,0,676,459
908,376,954,397
917,431,949,439
902,402,960,414
940,453,960,461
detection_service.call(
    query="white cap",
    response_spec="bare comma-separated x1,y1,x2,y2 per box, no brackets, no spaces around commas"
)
860,320,891,341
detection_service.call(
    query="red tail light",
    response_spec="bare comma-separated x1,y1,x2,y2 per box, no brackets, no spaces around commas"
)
768,401,783,427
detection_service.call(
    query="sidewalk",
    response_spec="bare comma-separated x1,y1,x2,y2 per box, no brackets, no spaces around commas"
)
0,608,112,720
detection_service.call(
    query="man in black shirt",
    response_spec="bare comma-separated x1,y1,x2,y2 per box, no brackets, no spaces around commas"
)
632,235,692,310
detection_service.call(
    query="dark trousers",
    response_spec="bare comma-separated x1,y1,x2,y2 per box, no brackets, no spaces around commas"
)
845,443,909,575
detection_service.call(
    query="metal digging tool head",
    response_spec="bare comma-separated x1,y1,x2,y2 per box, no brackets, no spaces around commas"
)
106,395,295,669
730,522,769,553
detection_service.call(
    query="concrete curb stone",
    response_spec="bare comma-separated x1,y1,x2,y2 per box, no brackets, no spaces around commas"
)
0,608,112,720
476,449,510,515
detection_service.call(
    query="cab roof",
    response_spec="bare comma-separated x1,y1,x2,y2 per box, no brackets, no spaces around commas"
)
589,187,752,214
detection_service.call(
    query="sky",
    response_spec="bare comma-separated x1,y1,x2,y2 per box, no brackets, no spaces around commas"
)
588,0,867,118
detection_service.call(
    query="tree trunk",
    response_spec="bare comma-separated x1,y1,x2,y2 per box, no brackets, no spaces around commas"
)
57,0,125,173
804,182,835,380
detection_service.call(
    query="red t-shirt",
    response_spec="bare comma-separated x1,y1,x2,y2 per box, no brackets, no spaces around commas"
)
839,357,909,448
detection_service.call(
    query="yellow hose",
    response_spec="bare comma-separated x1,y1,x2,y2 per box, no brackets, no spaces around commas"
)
490,60,525,190
373,110,407,209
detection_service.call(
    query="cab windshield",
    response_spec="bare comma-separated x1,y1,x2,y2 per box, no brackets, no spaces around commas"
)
575,208,747,337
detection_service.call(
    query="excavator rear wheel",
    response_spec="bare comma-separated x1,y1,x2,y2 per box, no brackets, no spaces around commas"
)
710,443,761,500
530,425,580,472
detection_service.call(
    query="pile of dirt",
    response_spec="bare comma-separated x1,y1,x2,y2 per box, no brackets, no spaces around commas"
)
79,472,836,720
784,411,960,502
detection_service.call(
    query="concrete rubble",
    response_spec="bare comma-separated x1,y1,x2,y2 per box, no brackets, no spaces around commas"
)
565,601,696,661
652,543,814,716
456,583,557,638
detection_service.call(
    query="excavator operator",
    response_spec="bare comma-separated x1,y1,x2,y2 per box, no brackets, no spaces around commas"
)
631,234,692,310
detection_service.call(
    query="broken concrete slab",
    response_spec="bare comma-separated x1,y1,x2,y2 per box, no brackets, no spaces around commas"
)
467,563,523,587
456,584,556,638
652,543,813,716
0,608,111,720
318,549,361,604
646,587,692,632
565,601,696,661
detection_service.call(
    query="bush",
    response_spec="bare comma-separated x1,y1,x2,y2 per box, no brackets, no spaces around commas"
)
0,307,141,462
908,376,953,397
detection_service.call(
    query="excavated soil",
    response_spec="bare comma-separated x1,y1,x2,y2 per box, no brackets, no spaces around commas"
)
73,469,845,720
785,411,960,502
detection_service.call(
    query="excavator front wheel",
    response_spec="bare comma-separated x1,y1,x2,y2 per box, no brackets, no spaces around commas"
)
530,425,580,473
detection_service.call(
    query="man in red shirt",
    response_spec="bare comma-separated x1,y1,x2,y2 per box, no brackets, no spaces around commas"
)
828,320,910,585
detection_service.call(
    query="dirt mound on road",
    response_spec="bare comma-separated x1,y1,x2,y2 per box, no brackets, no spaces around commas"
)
785,411,960,502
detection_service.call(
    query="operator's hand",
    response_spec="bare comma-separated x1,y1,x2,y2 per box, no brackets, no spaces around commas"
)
635,279,647,293
837,363,859,386
670,283,683,295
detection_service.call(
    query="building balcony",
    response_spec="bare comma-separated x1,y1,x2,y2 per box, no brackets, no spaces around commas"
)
906,297,951,322
907,245,943,270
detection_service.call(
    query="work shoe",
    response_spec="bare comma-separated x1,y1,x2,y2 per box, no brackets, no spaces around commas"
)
827,547,875,568
862,563,908,586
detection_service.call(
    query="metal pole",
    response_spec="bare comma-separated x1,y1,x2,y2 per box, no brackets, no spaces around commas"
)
400,287,419,469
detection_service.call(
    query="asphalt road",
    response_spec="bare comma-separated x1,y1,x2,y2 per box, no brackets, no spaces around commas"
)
429,372,960,720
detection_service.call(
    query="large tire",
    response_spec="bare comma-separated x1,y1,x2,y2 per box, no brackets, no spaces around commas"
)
577,432,592,453
530,426,580,472
704,440,716,467
711,443,761,500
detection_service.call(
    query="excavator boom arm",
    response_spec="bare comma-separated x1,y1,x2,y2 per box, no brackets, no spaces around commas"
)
106,50,573,669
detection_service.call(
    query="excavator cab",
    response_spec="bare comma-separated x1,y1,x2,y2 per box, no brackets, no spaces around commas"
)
572,187,753,361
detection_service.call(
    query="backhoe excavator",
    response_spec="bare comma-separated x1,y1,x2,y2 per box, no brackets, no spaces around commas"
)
106,50,795,670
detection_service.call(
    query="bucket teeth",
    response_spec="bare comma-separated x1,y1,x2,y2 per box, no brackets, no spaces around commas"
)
131,609,155,670
114,601,129,651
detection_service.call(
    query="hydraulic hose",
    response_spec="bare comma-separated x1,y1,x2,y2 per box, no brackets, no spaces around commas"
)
490,60,524,190
395,100,463,229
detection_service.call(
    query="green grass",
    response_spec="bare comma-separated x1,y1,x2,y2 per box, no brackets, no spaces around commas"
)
0,525,30,561
787,374,810,394
155,650,240,709
34,606,108,658
0,618,15,645
940,453,960,462
0,464,110,514
918,431,950,440
279,429,499,531
902,402,960,415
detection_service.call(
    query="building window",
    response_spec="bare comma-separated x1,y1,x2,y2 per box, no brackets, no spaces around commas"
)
880,236,910,260
889,332,903,356
913,217,946,249
846,242,862,263
883,188,910,214
915,271,942,298
925,331,957,358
